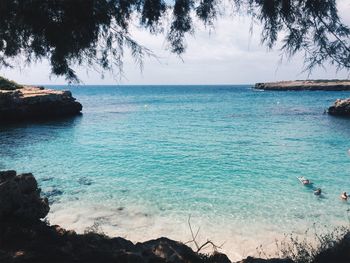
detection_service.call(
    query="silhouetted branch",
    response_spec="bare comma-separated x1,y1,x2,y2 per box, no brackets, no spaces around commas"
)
185,215,225,254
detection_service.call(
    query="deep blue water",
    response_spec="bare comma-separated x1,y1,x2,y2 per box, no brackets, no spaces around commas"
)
1,85,350,258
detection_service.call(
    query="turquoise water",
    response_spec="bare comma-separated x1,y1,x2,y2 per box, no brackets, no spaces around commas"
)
1,85,350,259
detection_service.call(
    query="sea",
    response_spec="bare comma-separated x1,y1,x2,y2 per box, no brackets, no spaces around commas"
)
1,85,350,260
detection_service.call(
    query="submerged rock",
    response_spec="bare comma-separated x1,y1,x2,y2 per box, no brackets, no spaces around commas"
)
0,86,82,122
42,188,64,204
43,188,64,198
0,170,49,222
78,177,93,186
328,98,350,116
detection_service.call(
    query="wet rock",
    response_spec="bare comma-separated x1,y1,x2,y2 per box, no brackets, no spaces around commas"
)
328,98,350,116
0,170,49,222
0,86,82,122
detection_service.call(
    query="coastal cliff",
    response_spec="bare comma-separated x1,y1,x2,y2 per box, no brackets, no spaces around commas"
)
0,77,82,122
0,170,349,263
254,80,350,91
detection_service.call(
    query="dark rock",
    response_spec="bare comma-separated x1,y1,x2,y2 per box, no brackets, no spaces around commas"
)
328,98,350,116
237,257,293,263
0,86,82,122
136,237,202,263
207,252,231,263
0,170,49,222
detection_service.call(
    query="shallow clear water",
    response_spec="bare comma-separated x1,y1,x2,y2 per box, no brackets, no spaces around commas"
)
1,85,350,259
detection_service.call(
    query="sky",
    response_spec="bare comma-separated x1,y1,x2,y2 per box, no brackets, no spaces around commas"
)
1,1,350,85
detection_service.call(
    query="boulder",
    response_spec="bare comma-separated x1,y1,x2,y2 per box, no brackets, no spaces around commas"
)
136,237,202,263
0,170,49,222
328,98,350,116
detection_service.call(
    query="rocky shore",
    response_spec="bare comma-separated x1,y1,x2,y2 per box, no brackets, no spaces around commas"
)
0,170,349,263
254,80,350,91
0,85,82,122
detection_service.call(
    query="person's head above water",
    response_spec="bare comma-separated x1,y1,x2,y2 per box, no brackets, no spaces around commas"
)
341,192,348,200
314,188,321,195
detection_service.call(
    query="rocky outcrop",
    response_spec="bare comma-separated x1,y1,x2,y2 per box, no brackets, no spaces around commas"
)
0,170,49,222
254,80,350,91
328,98,350,116
312,233,350,263
0,86,82,121
237,257,293,263
0,220,233,263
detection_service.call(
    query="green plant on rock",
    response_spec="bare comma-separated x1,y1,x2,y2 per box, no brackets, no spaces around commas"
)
0,76,22,90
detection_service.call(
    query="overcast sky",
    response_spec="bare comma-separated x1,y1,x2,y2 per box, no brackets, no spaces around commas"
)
1,1,350,85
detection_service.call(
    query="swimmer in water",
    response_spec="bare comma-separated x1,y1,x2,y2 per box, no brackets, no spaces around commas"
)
302,179,311,185
314,188,321,196
341,192,348,201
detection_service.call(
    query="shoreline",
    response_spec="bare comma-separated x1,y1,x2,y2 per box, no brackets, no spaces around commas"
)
1,170,349,263
47,199,348,262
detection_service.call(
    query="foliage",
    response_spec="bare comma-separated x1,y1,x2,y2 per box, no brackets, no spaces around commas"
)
236,0,350,73
273,227,348,263
0,0,349,81
0,76,22,90
275,209,350,262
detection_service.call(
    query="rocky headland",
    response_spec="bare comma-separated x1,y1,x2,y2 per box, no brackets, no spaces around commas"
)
253,79,350,117
0,77,82,122
254,80,350,91
0,170,349,263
